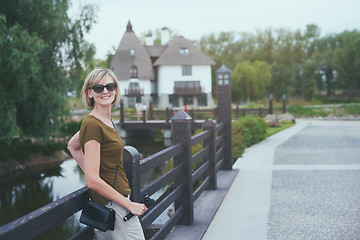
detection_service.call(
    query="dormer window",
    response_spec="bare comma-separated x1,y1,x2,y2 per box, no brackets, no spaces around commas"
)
130,48,135,57
182,65,192,76
130,65,138,78
180,48,190,56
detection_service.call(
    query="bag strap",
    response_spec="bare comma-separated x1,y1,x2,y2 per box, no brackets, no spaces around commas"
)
112,165,119,188
110,165,119,207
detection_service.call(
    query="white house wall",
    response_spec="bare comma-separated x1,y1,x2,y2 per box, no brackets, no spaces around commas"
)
118,79,152,95
157,65,212,95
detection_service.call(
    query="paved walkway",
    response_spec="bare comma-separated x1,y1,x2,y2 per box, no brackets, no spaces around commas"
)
202,119,360,240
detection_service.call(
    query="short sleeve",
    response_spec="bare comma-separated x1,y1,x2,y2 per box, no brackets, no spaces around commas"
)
79,116,103,151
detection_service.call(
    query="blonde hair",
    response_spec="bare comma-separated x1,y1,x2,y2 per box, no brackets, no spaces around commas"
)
81,68,120,107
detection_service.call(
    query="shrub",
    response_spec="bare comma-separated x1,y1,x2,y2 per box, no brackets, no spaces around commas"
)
60,121,82,137
232,116,268,161
0,139,66,162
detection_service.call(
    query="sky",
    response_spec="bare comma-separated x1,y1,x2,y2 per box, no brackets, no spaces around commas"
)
69,0,360,59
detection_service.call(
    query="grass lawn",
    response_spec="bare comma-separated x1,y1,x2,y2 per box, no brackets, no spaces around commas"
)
266,121,296,138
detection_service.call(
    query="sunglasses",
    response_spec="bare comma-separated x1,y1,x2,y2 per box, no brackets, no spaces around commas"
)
88,83,117,94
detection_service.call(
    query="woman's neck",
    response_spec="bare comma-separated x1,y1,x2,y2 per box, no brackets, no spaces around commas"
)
91,104,112,121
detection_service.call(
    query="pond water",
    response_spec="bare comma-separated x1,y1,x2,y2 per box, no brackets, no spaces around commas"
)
0,137,170,239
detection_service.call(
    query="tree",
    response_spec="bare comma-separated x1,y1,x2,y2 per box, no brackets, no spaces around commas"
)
269,63,295,101
139,27,179,45
299,60,317,101
0,0,96,142
335,30,360,97
232,60,271,102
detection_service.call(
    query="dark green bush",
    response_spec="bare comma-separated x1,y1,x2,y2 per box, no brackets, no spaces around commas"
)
60,121,82,137
0,139,66,162
232,116,268,162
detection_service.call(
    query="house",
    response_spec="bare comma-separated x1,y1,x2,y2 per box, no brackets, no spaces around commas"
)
110,21,215,109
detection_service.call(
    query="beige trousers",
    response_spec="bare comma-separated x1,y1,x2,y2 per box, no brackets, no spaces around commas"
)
94,201,145,240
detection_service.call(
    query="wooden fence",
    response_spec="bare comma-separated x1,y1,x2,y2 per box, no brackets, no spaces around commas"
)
120,103,286,123
0,111,230,240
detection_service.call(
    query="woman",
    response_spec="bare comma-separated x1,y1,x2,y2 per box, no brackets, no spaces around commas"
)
67,68,147,239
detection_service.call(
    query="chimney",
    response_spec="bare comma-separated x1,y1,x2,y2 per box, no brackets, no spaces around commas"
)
145,33,153,46
161,27,169,45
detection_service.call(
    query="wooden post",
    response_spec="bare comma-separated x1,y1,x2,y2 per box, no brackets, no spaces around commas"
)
120,100,124,124
242,108,246,117
123,146,141,202
166,107,170,123
259,107,263,117
171,110,193,225
236,104,239,119
203,120,217,190
150,101,154,120
269,94,273,115
282,94,287,113
215,65,233,170
142,110,146,123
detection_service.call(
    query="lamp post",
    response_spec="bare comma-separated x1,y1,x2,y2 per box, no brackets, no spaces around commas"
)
282,94,286,113
215,65,232,170
268,94,273,115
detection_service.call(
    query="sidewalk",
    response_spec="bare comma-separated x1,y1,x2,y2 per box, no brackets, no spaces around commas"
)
202,119,360,239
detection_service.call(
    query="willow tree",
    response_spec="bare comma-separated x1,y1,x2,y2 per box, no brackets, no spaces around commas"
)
0,0,96,141
232,60,271,102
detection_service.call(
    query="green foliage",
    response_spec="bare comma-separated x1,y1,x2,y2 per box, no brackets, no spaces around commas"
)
232,116,268,161
344,104,360,115
0,1,96,142
269,63,296,101
200,25,360,101
139,27,179,45
232,60,271,102
59,121,82,137
0,139,66,162
287,105,327,117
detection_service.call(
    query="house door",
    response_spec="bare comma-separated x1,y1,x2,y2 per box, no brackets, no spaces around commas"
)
183,96,193,106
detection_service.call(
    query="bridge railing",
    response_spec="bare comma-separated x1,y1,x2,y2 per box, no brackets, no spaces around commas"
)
120,94,286,124
0,111,230,240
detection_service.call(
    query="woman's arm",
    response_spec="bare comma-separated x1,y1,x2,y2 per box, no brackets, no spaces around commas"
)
67,131,85,171
84,140,147,216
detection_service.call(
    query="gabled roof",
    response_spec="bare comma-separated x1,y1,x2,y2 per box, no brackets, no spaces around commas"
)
145,45,167,58
110,22,154,80
153,36,215,66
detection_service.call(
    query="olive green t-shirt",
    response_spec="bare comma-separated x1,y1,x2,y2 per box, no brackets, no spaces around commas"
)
79,115,131,206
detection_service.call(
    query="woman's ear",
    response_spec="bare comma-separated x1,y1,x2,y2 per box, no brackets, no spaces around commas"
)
87,89,93,99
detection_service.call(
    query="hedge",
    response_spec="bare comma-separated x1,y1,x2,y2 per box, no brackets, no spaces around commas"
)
232,116,268,162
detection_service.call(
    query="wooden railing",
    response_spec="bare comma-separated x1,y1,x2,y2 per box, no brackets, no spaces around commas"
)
0,111,230,240
120,101,286,124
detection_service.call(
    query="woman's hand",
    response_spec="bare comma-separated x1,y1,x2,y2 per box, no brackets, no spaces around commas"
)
128,202,148,216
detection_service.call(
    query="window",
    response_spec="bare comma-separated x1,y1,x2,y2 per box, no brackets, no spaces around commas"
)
180,48,190,56
183,96,193,105
223,73,229,85
129,82,140,91
169,95,179,107
182,65,192,76
217,73,223,85
130,65,138,78
197,94,208,106
130,48,135,57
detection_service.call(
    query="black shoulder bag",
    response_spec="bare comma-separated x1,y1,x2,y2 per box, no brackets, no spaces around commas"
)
79,165,119,232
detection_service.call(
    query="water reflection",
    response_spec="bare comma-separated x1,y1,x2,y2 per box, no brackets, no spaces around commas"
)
0,160,86,239
0,137,168,238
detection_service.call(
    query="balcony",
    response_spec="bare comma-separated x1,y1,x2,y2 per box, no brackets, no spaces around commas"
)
174,81,203,96
125,88,144,97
